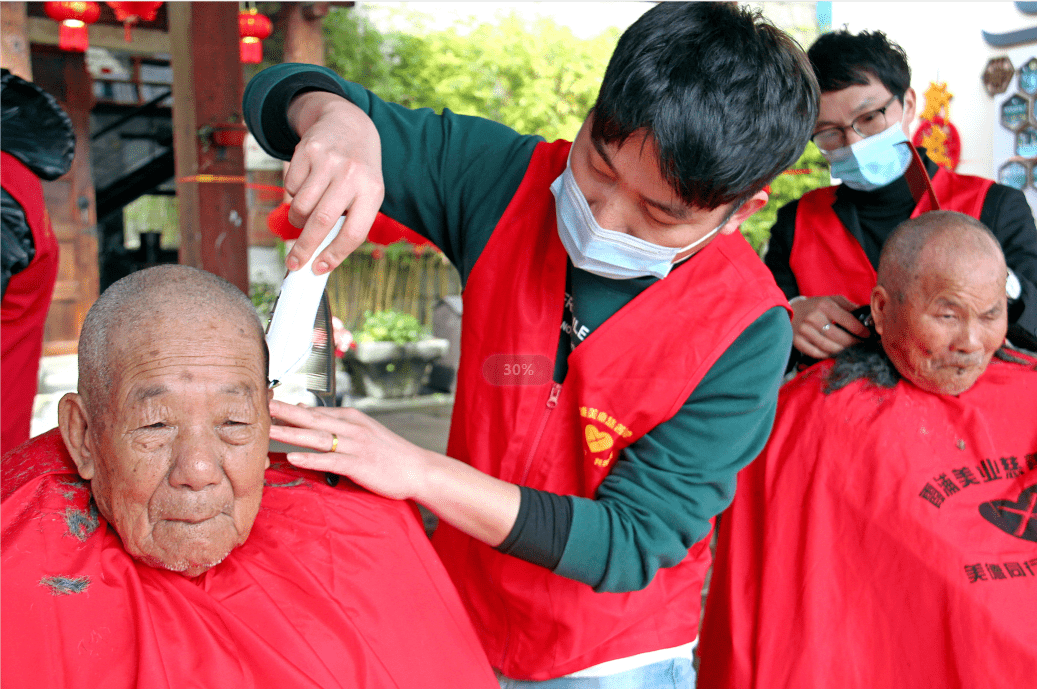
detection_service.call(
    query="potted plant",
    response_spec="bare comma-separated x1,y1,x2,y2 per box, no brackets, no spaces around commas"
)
342,310,449,399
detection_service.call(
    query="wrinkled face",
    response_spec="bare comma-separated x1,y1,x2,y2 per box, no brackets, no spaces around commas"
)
87,316,271,576
569,115,765,263
874,249,1007,395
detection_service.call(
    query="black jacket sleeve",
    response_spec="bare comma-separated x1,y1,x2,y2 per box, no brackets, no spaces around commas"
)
979,184,1037,350
1,189,34,298
1,69,75,298
762,199,802,300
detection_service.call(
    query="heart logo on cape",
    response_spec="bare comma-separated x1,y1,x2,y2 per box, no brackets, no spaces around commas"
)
585,425,614,454
979,484,1037,542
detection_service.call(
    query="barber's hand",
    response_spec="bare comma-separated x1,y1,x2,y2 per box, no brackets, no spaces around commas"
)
268,399,521,546
282,92,384,275
791,295,871,360
269,400,429,501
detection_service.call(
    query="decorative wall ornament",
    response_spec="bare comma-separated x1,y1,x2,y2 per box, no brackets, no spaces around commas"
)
912,82,962,170
984,57,1015,96
993,54,1037,190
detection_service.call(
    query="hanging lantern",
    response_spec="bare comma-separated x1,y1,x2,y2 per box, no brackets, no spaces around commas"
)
44,2,101,52
239,8,273,64
106,2,163,42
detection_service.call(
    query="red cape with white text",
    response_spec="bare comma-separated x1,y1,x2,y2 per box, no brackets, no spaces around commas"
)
698,356,1037,688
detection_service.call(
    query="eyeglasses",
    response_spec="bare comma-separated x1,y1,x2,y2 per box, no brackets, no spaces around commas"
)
811,95,900,151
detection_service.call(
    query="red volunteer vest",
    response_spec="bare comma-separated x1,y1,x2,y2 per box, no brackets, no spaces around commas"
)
698,356,1037,688
433,140,790,679
1,151,60,456
1,430,498,689
789,168,992,304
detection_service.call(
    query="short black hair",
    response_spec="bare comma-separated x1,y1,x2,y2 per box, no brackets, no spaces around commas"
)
590,2,819,210
807,30,911,101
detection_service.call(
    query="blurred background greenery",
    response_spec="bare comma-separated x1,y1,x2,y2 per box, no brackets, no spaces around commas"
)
130,3,829,259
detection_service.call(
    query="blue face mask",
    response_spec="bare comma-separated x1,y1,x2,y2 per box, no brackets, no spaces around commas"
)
821,121,913,192
549,163,725,280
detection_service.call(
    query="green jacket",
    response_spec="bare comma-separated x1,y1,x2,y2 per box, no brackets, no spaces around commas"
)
244,63,792,592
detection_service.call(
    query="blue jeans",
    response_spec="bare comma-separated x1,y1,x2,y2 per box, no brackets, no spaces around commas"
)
496,658,695,689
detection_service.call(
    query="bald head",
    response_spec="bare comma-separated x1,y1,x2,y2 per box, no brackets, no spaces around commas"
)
876,211,1004,303
78,265,267,418
872,211,1008,395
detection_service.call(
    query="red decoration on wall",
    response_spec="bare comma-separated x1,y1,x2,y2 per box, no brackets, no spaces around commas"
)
913,82,961,170
912,117,962,170
239,9,273,64
43,2,101,52
106,2,163,42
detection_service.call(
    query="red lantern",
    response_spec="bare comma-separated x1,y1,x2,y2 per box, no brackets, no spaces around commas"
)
239,9,273,64
106,2,163,42
210,123,249,148
44,1,101,52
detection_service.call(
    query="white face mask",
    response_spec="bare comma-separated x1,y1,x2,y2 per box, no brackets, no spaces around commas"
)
549,163,726,280
820,121,912,192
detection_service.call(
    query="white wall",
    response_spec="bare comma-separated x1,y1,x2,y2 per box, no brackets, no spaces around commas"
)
830,1,1037,180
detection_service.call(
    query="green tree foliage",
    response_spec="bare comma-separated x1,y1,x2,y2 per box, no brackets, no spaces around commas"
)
324,7,616,141
741,144,830,256
322,7,410,105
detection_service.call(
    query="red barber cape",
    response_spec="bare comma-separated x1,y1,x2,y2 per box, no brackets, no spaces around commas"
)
697,357,1037,688
1,430,497,689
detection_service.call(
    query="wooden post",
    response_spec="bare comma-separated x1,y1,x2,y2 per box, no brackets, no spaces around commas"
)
283,2,328,65
278,2,329,205
169,2,249,294
1,2,32,79
28,47,100,355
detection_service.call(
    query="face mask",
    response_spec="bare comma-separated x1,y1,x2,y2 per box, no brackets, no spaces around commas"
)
549,163,725,280
821,121,913,192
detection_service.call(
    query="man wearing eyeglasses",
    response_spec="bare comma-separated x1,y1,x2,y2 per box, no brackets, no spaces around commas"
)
765,29,1037,366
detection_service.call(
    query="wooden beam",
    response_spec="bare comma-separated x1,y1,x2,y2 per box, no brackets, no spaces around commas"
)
27,16,171,55
169,2,249,294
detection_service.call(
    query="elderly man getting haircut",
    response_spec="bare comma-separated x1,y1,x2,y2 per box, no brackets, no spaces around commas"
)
0,265,497,689
697,211,1037,688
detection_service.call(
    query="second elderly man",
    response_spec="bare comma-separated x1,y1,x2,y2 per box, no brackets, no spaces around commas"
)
699,211,1037,687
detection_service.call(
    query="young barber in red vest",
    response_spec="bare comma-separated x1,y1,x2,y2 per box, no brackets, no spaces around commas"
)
765,30,1037,366
246,4,819,686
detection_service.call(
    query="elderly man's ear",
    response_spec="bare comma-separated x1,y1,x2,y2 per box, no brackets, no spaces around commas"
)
58,392,100,481
870,286,890,339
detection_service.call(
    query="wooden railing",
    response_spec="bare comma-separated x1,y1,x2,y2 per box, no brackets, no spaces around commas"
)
326,243,462,330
